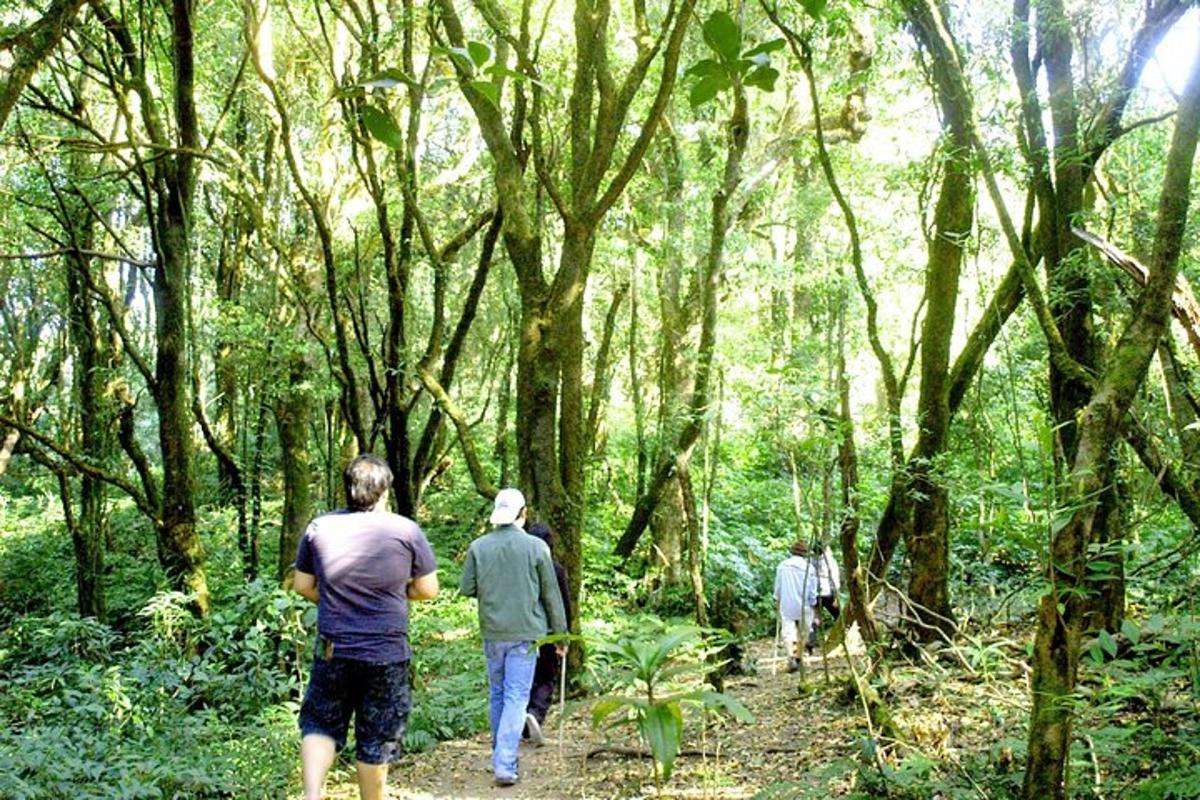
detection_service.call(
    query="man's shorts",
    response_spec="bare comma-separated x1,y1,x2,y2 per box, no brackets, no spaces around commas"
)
299,656,411,765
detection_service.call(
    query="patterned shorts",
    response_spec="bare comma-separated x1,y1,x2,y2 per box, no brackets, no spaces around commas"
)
299,656,411,765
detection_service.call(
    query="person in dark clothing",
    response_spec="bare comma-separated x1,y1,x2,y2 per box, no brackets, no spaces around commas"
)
522,521,571,745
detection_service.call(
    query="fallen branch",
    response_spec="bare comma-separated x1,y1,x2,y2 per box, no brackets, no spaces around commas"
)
1074,226,1200,359
586,746,713,760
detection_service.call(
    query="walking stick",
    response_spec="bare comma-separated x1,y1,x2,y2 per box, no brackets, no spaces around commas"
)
772,613,781,676
558,647,567,761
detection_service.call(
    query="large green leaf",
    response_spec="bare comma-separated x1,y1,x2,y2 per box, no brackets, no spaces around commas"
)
1098,629,1118,659
591,696,628,727
687,690,755,723
641,702,683,781
743,38,786,59
441,45,476,75
800,0,828,18
359,68,412,89
467,40,492,68
645,626,702,677
685,58,726,79
745,65,780,92
470,80,500,106
702,11,741,63
360,105,404,149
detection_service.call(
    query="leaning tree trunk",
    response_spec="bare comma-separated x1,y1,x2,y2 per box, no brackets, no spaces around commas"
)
0,0,85,133
1023,47,1200,799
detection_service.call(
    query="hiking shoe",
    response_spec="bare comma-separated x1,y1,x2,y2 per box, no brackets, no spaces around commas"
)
787,657,800,673
525,712,545,746
494,774,518,787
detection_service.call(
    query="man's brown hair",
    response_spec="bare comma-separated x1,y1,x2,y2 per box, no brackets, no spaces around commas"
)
343,454,393,511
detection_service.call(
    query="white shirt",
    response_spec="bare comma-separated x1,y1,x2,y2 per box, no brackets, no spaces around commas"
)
774,556,819,620
812,547,841,596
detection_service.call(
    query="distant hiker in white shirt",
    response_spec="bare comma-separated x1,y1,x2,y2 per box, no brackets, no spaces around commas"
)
774,541,819,672
809,544,841,650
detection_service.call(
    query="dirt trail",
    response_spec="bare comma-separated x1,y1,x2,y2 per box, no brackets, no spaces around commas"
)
321,636,872,800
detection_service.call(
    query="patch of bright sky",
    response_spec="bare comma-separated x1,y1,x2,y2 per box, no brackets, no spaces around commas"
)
1142,7,1200,98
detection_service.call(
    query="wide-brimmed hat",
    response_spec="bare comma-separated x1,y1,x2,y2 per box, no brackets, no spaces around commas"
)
490,488,526,525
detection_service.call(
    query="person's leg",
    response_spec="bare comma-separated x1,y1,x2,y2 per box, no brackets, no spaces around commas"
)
355,762,388,800
493,641,537,781
780,615,800,657
826,593,840,621
526,643,557,725
301,734,338,800
353,660,411,800
299,657,352,800
484,641,506,746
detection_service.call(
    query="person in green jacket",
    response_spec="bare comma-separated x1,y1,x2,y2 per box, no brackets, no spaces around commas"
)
460,488,568,787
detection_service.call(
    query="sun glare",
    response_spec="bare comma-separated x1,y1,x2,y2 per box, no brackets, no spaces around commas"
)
1144,7,1200,97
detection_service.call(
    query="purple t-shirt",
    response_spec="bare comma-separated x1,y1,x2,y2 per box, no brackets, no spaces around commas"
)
295,509,437,663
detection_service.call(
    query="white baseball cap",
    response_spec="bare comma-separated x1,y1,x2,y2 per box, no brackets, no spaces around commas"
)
489,488,526,525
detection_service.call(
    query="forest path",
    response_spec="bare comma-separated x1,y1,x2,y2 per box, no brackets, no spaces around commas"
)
321,634,873,800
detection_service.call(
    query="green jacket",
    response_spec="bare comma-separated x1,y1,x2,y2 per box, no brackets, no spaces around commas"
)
460,524,568,642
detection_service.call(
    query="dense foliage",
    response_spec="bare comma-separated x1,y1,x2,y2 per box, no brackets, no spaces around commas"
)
2,0,1200,797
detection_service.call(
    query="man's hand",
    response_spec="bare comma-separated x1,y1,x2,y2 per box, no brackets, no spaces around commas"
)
555,642,568,657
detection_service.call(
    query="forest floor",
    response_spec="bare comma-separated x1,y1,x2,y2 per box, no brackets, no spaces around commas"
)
317,630,1031,799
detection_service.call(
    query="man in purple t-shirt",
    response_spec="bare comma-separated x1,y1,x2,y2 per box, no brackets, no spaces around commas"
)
293,454,439,800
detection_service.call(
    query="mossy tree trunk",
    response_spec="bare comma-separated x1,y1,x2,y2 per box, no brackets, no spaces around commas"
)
1022,46,1200,799
436,0,697,672
900,0,977,637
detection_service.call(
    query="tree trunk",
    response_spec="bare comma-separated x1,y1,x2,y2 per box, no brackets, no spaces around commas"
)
836,294,876,642
650,128,691,586
151,0,207,614
65,240,106,620
1023,47,1200,799
899,0,976,641
0,0,85,133
276,353,312,586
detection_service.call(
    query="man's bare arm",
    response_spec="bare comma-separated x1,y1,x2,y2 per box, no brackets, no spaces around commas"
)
408,571,439,601
293,570,319,603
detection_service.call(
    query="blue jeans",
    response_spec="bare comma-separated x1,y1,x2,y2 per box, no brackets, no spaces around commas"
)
484,640,537,780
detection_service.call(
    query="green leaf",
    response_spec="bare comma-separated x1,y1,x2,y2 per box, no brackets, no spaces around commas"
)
645,627,702,677
745,65,779,92
591,696,627,727
359,68,411,89
1098,629,1118,659
1121,619,1141,645
702,11,742,63
800,0,828,18
444,46,476,75
743,38,786,59
467,40,492,69
1050,511,1074,535
685,58,726,79
689,690,755,723
690,73,731,108
360,105,404,149
470,80,500,106
641,702,683,781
